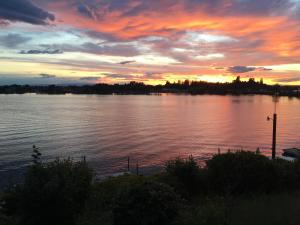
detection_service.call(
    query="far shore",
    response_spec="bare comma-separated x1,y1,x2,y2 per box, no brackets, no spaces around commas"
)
1,78,300,97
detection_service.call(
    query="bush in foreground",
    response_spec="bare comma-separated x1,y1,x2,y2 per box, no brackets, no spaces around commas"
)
206,151,300,195
1,158,93,225
206,151,272,194
165,156,205,196
113,181,181,225
3,151,300,225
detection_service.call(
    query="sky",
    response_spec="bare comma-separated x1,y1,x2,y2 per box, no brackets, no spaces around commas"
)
0,0,300,85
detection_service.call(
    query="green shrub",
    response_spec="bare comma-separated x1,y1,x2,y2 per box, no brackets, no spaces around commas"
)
206,151,274,194
165,156,205,196
77,174,146,225
113,181,181,225
1,159,93,225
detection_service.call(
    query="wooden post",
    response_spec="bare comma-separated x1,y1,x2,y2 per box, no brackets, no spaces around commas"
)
136,161,139,175
127,157,130,172
272,113,277,159
256,148,260,154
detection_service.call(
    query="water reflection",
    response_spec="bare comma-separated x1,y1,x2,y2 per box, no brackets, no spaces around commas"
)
1,94,300,184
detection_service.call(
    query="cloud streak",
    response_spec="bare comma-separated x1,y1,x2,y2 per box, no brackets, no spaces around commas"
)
0,33,31,48
20,49,63,54
39,73,56,78
227,66,272,74
274,77,300,83
0,0,55,25
79,77,100,81
119,60,136,65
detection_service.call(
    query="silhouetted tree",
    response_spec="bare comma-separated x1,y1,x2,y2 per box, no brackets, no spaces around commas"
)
234,76,241,83
260,78,264,85
1,79,300,97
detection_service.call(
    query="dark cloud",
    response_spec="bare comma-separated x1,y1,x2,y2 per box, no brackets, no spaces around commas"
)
228,66,273,73
103,73,147,82
77,3,97,20
227,0,293,16
85,30,122,42
41,42,140,57
20,49,63,54
39,73,56,78
119,60,135,65
88,0,295,18
0,0,55,25
80,77,100,81
257,67,273,72
104,73,133,79
81,42,140,57
0,33,31,48
0,74,89,85
228,66,257,73
290,3,300,19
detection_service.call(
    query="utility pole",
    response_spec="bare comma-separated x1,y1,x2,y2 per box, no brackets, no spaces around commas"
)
272,113,277,159
268,95,278,160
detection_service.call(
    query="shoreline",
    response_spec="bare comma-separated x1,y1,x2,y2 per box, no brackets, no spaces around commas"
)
1,79,300,97
1,91,300,98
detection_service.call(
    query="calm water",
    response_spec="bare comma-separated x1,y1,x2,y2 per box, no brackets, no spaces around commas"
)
1,94,300,185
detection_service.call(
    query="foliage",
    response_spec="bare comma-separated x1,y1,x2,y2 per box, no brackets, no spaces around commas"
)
206,151,276,194
165,156,205,196
77,174,146,225
4,151,300,225
113,181,181,225
1,158,93,225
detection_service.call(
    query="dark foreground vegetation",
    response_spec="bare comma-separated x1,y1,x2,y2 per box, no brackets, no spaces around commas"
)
1,77,300,97
2,151,300,225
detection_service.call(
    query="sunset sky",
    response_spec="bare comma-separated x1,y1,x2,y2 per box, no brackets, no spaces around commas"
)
0,0,300,85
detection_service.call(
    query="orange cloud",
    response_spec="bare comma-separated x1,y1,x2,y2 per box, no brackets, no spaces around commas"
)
2,0,300,84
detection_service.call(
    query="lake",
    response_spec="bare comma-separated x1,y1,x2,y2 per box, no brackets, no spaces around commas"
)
1,94,300,186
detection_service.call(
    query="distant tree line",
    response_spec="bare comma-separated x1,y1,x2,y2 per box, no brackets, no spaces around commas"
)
0,77,300,97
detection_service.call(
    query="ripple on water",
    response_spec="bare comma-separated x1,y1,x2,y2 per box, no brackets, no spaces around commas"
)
1,94,300,187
